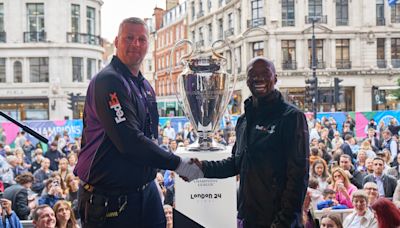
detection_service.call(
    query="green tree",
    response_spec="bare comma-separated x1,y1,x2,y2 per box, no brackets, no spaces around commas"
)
394,77,400,100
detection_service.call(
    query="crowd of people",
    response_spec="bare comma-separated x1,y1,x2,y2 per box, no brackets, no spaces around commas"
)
304,115,400,228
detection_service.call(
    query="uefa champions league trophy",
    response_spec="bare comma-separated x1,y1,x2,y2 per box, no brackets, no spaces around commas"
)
169,39,237,151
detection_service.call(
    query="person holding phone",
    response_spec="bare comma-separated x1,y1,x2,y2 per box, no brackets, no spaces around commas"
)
0,198,23,228
329,167,357,208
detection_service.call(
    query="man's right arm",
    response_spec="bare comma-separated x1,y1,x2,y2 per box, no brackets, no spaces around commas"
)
94,75,181,171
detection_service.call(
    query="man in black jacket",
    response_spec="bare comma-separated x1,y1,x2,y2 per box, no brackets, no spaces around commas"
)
192,57,309,227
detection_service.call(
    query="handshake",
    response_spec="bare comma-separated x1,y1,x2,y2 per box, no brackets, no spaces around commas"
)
175,157,204,182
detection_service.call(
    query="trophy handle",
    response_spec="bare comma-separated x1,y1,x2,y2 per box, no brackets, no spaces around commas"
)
169,39,194,115
211,39,237,125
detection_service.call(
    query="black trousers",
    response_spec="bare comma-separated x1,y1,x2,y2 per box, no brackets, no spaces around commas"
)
78,181,166,228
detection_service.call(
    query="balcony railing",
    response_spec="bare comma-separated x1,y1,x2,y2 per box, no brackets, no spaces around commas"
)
391,16,400,23
67,32,103,46
336,60,351,69
0,31,5,43
376,17,385,26
24,31,46,42
377,59,387,68
305,15,328,24
336,18,348,26
247,17,266,28
282,19,295,27
309,61,326,69
282,61,297,70
197,10,204,19
392,59,400,68
224,28,234,37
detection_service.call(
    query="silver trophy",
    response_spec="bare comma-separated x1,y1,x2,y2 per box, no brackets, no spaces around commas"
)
169,39,237,151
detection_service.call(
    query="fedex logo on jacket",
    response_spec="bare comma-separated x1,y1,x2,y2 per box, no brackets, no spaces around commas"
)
109,92,126,123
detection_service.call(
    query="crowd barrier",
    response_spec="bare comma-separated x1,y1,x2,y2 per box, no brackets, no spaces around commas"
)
21,220,34,228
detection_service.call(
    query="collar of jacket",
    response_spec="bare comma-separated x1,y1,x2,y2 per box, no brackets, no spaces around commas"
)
110,55,145,85
244,89,284,115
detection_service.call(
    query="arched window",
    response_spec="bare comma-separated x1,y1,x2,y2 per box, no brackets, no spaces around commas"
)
14,61,22,83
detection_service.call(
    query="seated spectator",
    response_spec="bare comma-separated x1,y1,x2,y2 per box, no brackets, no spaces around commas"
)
32,204,56,228
393,180,400,208
0,198,23,228
320,214,343,228
7,155,28,177
15,147,31,169
49,172,68,197
67,153,77,173
164,204,173,228
65,173,79,219
355,150,368,174
0,154,15,188
30,148,44,174
3,172,35,220
32,158,52,194
57,158,70,183
310,159,330,191
329,167,357,208
378,149,392,172
371,197,400,228
317,189,348,210
365,158,374,175
307,178,323,210
359,140,377,158
331,131,344,150
38,178,64,208
363,182,379,206
362,157,397,198
343,190,377,228
339,154,366,189
53,200,79,228
387,153,400,180
309,147,322,166
45,141,65,171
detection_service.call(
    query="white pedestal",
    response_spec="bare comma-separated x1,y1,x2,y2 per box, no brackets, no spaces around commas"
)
175,147,237,228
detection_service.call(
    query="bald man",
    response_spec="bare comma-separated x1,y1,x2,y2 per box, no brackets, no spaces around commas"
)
192,57,310,227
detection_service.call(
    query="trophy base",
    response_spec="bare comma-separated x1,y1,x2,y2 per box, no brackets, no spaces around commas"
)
185,140,226,151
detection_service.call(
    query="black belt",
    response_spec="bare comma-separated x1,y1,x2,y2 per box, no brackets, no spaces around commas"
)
80,180,151,195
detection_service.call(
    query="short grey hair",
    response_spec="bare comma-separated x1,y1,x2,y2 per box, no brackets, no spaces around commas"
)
118,17,148,35
32,204,52,221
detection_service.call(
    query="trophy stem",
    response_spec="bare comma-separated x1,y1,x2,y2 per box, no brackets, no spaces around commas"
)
186,131,225,151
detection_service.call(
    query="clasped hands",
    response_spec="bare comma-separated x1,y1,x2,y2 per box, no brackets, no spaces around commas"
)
175,157,203,182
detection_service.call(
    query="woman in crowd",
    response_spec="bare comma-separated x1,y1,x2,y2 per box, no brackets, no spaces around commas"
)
310,159,330,191
53,200,79,228
15,147,31,170
371,197,400,228
331,131,344,150
57,157,70,182
359,140,376,159
343,190,377,228
320,214,343,228
329,167,357,208
65,173,79,219
67,153,77,172
38,177,64,208
355,149,368,173
50,172,68,197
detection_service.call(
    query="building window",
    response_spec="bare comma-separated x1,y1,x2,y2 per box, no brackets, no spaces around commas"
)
29,57,49,82
252,41,264,57
238,9,242,32
208,0,212,11
0,3,4,42
377,38,386,68
191,30,195,42
71,4,80,33
72,57,83,82
251,0,264,19
336,39,351,69
0,58,5,83
199,26,203,42
282,40,296,70
208,23,212,45
309,0,322,17
26,3,45,42
191,1,195,20
14,61,22,83
391,2,400,23
376,0,385,25
282,0,295,26
87,58,96,80
87,6,96,44
228,13,234,29
236,47,242,73
308,39,325,68
336,0,348,26
218,18,223,39
391,38,400,68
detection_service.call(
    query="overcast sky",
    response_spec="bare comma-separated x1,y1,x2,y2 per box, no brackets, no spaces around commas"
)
101,0,166,42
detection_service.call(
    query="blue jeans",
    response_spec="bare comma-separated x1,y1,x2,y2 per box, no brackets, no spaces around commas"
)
79,181,166,228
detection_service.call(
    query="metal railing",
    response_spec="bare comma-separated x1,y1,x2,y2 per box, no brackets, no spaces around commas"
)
377,59,387,68
376,17,385,26
336,18,348,26
247,17,266,28
0,31,5,43
282,61,297,70
336,60,351,69
392,59,400,68
23,31,46,42
224,28,234,37
305,15,328,24
282,19,295,27
67,32,103,46
309,61,326,69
